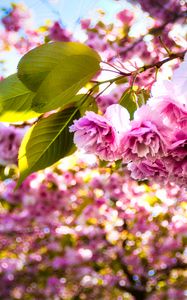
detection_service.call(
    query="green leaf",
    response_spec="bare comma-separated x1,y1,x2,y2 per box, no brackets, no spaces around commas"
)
59,94,98,115
18,42,101,91
17,106,80,185
112,159,123,171
99,160,110,168
17,42,101,112
120,88,150,120
75,94,98,115
137,89,150,105
0,74,40,122
119,88,137,120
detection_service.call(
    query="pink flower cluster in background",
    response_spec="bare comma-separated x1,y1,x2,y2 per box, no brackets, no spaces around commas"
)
0,124,26,166
128,53,187,186
2,3,31,32
137,0,186,24
47,21,72,42
0,157,186,299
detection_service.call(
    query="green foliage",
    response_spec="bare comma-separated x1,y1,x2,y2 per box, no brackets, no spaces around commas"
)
18,42,101,112
119,88,137,119
120,88,150,119
0,41,101,182
17,107,80,186
0,74,40,122
60,93,98,115
137,89,150,105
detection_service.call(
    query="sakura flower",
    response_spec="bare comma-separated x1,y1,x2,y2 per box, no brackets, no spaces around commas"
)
148,53,187,128
70,104,130,161
120,106,170,162
2,3,32,32
128,159,168,181
148,87,187,128
81,19,91,30
116,9,134,25
48,21,72,42
167,158,187,187
168,129,187,161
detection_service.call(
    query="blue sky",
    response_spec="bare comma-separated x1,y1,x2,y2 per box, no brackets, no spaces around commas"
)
1,0,146,75
1,0,131,29
0,0,133,75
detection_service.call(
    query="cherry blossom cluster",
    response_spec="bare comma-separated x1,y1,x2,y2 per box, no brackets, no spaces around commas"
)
81,4,186,63
70,53,187,187
0,3,41,54
77,4,186,101
0,5,73,54
2,3,31,32
47,21,72,42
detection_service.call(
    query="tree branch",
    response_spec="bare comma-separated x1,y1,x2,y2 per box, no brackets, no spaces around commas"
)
101,50,187,84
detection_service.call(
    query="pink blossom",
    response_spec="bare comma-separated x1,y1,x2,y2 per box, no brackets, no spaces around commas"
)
116,9,134,25
96,94,117,113
148,53,187,127
48,21,72,42
150,97,187,128
70,104,130,161
149,82,187,127
128,159,168,181
0,124,26,165
87,35,108,52
70,111,118,161
2,3,32,32
167,158,187,187
81,19,91,30
120,106,170,162
169,129,187,160
96,84,126,113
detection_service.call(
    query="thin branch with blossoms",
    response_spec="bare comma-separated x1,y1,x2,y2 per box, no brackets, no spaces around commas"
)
97,50,187,86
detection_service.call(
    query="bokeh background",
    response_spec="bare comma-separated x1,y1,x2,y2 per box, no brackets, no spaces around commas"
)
0,1,186,299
